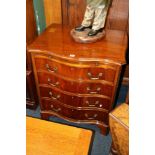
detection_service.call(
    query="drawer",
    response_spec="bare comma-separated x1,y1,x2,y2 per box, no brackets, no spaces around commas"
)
34,55,117,82
37,72,113,97
78,110,109,124
41,98,77,119
40,86,81,107
82,97,111,110
41,98,108,124
39,86,111,110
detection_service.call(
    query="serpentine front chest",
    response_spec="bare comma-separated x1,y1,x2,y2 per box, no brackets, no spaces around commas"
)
28,24,127,135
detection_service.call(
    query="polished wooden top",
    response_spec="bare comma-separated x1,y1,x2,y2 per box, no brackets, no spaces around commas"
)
28,24,127,64
26,116,92,155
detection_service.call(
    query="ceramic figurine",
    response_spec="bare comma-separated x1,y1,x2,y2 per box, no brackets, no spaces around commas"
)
75,0,111,36
70,0,111,43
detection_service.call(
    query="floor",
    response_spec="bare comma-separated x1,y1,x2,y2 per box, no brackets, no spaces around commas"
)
26,85,128,155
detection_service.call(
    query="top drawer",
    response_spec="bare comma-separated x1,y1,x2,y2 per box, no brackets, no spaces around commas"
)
33,54,118,83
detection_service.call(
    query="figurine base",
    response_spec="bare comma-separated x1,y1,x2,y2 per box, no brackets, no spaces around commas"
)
70,28,105,43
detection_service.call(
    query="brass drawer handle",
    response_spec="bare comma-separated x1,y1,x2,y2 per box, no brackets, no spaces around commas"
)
47,78,59,87
45,64,57,73
49,91,61,100
87,72,103,80
86,100,99,107
50,104,61,112
86,87,101,94
84,113,98,120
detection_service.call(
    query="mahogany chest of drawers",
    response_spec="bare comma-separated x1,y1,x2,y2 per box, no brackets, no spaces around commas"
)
28,24,127,135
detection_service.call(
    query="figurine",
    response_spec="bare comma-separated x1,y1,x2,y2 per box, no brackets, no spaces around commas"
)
75,0,111,36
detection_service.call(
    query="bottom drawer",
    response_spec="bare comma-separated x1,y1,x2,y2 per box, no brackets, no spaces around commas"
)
41,98,108,124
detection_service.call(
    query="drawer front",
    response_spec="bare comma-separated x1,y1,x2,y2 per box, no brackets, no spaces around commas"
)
34,56,117,82
39,86,111,110
40,86,81,107
41,98,108,124
78,110,108,124
41,98,77,119
37,72,113,97
82,97,111,110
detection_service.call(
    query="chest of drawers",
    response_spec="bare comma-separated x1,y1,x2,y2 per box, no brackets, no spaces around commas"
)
28,24,127,135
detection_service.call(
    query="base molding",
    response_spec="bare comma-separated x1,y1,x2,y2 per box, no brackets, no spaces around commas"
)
41,111,109,135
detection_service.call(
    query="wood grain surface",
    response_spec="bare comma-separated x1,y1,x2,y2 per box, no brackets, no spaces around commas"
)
44,0,62,27
26,116,92,155
61,0,86,28
28,24,127,64
109,103,129,155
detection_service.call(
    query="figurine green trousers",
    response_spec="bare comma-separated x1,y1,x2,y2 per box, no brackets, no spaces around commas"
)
82,0,110,30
